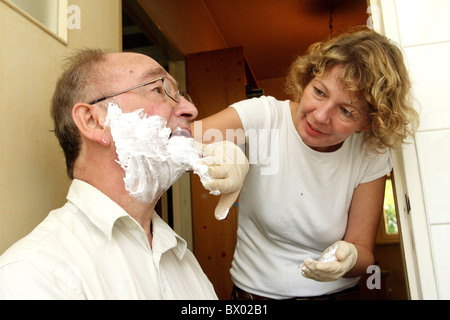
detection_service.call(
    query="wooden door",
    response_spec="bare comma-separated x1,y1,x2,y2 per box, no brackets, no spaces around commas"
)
186,47,249,299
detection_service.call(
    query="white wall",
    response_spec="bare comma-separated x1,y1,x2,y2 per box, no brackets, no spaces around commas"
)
0,0,122,254
378,0,450,299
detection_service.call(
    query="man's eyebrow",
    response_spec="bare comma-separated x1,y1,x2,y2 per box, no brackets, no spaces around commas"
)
140,68,168,81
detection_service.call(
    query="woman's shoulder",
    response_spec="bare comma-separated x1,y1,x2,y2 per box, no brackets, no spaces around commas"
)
231,95,289,109
231,96,291,128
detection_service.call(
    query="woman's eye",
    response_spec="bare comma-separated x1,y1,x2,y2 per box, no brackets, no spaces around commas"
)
339,106,356,120
314,87,325,97
342,107,351,115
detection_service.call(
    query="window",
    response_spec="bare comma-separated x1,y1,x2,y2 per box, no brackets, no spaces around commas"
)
376,173,399,244
4,0,68,42
384,177,398,234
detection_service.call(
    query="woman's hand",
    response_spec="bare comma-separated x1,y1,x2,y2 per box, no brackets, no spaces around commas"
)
194,141,249,220
300,241,358,282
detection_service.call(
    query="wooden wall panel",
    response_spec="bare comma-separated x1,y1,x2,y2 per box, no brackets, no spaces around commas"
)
186,47,247,299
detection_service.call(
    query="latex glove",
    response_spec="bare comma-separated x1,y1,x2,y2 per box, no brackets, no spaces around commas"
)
300,241,357,282
193,141,249,220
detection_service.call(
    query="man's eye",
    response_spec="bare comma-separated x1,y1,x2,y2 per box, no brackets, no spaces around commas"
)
153,86,163,94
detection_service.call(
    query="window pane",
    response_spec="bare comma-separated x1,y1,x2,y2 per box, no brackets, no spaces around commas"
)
9,0,59,35
384,179,398,234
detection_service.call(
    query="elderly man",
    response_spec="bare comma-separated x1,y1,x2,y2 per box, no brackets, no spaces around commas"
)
0,49,247,299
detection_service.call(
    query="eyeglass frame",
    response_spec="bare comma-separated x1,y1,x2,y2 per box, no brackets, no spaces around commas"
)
88,76,191,105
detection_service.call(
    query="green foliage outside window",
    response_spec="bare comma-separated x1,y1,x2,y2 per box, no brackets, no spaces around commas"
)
384,179,398,234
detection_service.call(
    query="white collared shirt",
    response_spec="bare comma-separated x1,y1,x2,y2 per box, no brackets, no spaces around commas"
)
0,179,217,300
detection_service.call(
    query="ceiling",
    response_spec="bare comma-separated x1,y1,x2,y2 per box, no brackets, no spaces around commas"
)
123,0,369,83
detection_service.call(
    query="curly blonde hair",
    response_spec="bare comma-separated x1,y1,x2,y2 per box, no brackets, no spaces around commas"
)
286,28,419,152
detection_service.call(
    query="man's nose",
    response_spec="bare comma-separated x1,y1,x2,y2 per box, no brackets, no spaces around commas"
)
174,96,199,121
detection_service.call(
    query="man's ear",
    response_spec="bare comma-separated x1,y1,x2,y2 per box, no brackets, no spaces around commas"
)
72,103,110,146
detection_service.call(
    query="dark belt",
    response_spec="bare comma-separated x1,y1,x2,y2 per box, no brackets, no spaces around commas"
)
231,285,362,300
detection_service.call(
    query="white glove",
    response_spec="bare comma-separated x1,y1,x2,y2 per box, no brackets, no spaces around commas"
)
300,241,357,282
193,141,249,220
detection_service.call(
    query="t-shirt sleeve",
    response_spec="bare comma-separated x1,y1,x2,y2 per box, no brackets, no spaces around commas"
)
230,96,277,131
230,96,284,169
359,149,393,184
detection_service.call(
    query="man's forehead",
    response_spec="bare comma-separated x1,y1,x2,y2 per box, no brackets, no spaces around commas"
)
138,68,168,81
104,52,167,79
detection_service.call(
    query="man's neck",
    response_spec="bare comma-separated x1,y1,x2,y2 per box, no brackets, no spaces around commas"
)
73,172,157,247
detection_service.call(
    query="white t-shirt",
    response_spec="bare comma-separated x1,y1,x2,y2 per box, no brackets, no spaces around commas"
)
0,179,217,300
230,96,392,299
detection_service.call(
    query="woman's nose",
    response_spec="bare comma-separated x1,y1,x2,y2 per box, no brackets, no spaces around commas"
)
313,102,333,124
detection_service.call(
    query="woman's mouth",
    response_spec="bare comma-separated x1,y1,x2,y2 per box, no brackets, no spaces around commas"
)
306,121,323,136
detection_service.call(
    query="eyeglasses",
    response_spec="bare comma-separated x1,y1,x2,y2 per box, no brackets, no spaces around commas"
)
88,76,192,105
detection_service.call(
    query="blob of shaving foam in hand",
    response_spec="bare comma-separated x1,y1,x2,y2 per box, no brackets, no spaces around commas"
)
318,243,338,262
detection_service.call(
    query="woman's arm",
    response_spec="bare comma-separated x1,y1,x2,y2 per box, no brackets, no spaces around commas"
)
190,107,249,220
191,107,245,144
343,175,387,277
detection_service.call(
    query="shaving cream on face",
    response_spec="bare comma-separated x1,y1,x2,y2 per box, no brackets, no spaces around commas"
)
105,102,209,203
166,134,219,195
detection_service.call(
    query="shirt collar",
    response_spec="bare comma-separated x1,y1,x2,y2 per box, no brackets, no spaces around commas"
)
67,179,128,240
151,213,187,260
66,179,187,259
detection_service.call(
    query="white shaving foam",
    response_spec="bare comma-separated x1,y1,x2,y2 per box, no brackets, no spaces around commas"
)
167,136,217,195
318,243,338,263
105,102,213,203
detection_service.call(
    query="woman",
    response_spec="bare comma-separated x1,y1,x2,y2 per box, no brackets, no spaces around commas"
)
194,28,419,299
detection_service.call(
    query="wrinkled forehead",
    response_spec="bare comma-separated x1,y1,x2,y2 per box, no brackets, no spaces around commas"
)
100,52,171,85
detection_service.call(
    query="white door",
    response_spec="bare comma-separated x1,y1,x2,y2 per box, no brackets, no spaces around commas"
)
371,0,450,299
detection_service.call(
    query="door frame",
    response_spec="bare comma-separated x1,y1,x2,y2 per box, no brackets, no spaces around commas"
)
370,0,439,299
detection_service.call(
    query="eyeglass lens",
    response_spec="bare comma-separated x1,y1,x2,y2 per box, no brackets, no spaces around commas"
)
163,77,192,103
